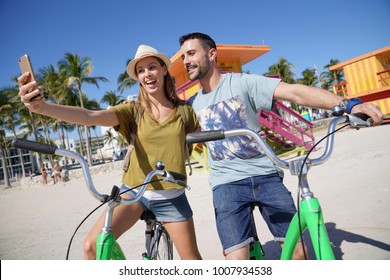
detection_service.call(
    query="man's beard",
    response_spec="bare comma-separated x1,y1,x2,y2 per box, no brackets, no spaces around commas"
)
189,60,211,81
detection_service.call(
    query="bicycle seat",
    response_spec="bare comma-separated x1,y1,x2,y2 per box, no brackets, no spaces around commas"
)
140,210,156,221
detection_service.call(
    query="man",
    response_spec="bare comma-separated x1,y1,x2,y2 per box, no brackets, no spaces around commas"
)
179,32,383,260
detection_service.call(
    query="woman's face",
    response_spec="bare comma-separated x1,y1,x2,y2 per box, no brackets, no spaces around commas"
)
135,56,167,96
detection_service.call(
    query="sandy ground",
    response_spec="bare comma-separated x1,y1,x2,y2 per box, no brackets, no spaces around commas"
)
1,124,389,260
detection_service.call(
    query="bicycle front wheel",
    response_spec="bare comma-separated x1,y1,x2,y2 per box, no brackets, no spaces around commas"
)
152,226,173,260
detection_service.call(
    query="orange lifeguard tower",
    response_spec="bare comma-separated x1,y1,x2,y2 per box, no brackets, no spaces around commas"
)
329,45,390,114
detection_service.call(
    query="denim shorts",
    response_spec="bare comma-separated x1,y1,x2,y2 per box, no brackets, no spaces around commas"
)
212,173,297,255
120,185,193,223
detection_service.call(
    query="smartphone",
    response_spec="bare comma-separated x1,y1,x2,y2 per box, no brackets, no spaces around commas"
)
18,54,40,99
18,54,36,83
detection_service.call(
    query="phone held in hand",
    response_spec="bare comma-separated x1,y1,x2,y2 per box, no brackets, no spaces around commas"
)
18,54,40,100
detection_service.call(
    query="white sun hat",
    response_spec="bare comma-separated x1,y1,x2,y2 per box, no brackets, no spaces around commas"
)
126,44,172,80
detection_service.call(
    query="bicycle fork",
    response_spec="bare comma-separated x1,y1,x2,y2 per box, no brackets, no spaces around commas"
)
96,199,126,260
280,197,335,259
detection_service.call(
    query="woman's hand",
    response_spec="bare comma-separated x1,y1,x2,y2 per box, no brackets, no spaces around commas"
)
18,72,45,111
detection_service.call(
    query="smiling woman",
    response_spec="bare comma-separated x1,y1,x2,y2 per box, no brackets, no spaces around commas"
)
16,42,202,260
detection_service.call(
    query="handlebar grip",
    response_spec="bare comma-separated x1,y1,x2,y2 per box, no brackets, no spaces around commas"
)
11,138,57,155
351,113,370,121
186,130,225,144
168,171,187,182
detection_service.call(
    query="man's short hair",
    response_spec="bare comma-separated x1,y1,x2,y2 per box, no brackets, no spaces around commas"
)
179,32,217,51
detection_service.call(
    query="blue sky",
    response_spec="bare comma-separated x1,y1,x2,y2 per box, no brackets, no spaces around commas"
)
1,0,389,106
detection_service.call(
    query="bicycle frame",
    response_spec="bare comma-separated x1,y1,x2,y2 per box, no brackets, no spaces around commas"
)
95,198,126,260
186,114,372,260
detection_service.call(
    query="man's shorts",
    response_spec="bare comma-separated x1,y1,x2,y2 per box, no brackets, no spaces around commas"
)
212,173,297,255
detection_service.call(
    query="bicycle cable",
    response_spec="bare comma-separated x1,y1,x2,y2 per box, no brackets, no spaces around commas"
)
65,178,162,260
296,122,349,259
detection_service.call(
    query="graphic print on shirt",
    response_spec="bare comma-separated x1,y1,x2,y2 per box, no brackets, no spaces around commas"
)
198,96,261,161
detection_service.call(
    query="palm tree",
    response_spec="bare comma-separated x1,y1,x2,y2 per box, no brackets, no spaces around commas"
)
34,114,54,144
296,68,318,86
84,98,104,161
58,52,108,166
51,120,66,148
264,57,296,84
18,106,45,142
117,59,137,94
320,59,344,91
39,64,78,168
101,90,125,107
0,124,11,188
56,85,88,157
3,86,27,178
0,87,13,187
9,76,43,166
39,64,70,102
103,129,116,147
296,68,321,119
91,126,105,163
264,57,299,113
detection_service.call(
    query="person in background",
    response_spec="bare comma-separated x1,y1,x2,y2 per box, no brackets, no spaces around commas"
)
52,161,61,184
112,151,119,161
179,32,383,260
40,163,48,185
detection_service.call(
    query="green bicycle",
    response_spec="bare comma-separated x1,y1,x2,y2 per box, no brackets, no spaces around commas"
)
185,113,373,260
11,139,189,260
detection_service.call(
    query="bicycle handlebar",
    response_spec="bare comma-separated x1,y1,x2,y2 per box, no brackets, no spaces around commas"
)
186,114,373,171
11,139,187,204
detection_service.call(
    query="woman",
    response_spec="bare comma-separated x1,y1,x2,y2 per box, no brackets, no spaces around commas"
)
52,161,61,184
18,45,202,260
40,163,48,185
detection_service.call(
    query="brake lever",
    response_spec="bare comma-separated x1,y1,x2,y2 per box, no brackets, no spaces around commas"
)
163,171,191,190
348,113,373,128
175,180,191,190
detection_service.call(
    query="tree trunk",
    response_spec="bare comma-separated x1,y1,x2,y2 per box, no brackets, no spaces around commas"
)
77,125,85,157
13,130,26,178
60,125,69,168
85,125,93,166
77,86,92,166
29,111,42,166
93,128,105,163
1,147,12,188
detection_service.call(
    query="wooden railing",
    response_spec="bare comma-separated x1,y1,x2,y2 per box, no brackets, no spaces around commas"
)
176,79,201,101
377,68,390,86
258,100,315,151
332,81,348,97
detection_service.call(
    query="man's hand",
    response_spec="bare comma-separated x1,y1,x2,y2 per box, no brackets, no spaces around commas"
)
351,103,383,126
